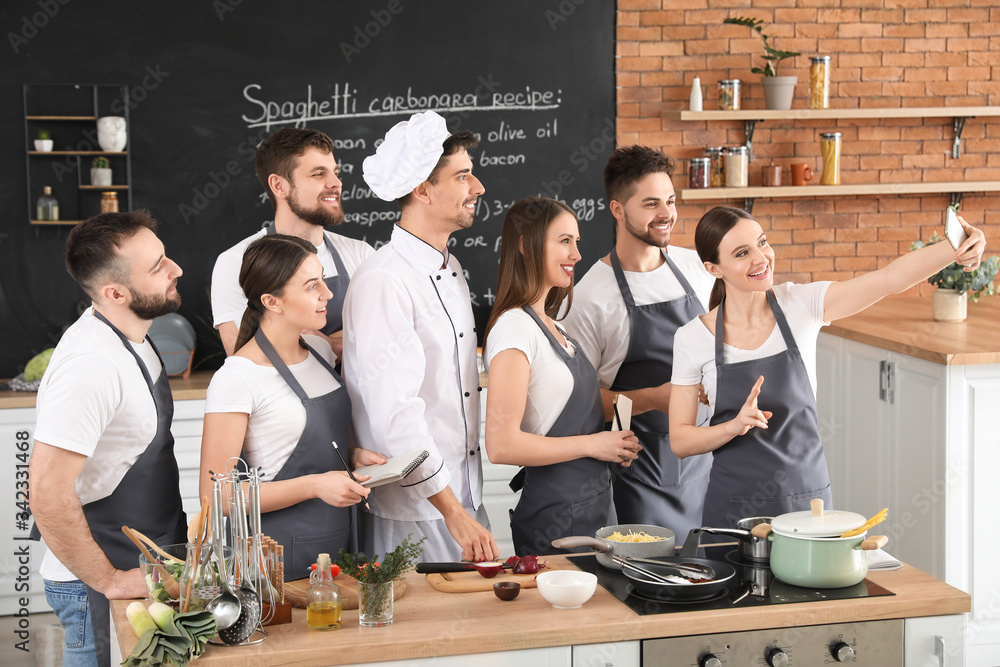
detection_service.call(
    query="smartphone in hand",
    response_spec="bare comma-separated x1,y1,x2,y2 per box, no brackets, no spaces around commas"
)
945,205,968,250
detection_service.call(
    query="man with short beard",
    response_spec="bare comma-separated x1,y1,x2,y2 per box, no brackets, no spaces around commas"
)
211,128,374,356
562,145,716,540
29,211,189,667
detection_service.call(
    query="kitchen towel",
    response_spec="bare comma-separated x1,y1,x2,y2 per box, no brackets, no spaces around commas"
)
867,549,903,571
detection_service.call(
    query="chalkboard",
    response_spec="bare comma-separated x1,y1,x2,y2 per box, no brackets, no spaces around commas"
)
0,0,616,377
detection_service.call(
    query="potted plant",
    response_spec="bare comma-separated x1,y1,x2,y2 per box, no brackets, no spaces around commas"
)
336,534,424,627
724,16,801,110
91,156,113,186
911,233,999,322
34,129,53,152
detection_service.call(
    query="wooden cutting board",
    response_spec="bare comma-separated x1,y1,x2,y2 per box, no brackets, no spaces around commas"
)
283,575,407,610
426,561,571,593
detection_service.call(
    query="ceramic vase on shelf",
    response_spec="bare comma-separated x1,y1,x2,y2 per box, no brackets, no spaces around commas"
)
97,116,127,152
358,581,394,627
34,139,53,152
762,76,797,110
91,168,113,186
932,288,967,322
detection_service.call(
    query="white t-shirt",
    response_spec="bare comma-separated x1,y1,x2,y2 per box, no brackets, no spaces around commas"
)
671,281,832,415
211,226,374,328
35,307,164,581
484,309,577,436
563,246,714,388
204,335,341,481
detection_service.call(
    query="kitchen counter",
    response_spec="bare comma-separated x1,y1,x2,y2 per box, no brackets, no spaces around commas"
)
111,555,970,666
822,295,1000,365
0,370,214,409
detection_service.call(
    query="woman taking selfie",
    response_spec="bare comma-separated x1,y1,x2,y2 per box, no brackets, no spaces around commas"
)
483,197,641,555
200,234,384,578
669,205,985,529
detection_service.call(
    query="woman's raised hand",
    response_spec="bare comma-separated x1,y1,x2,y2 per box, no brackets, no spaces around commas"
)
955,215,986,271
589,430,643,467
730,375,772,437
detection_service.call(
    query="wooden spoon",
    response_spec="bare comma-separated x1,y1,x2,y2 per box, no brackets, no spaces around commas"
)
128,528,182,564
122,526,180,598
182,501,211,613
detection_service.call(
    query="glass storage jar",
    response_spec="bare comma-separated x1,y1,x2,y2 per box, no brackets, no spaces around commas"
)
810,56,831,109
724,146,749,187
688,157,710,189
705,147,725,187
819,132,842,185
100,191,119,213
718,79,741,111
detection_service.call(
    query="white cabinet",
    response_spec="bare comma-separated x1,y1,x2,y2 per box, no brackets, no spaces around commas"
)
818,333,1000,667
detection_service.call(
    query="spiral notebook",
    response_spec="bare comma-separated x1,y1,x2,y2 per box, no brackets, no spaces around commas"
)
355,449,430,488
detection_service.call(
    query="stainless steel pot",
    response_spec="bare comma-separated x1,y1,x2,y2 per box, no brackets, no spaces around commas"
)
701,516,773,562
551,523,675,571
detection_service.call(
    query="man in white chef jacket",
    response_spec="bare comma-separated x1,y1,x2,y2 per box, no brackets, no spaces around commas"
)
211,127,374,357
343,111,498,562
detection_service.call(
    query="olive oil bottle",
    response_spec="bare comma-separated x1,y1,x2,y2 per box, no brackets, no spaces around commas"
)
306,553,342,630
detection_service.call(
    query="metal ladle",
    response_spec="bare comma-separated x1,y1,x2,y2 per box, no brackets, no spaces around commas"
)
206,481,241,630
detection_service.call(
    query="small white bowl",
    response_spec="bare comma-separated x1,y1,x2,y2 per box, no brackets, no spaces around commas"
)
536,570,597,609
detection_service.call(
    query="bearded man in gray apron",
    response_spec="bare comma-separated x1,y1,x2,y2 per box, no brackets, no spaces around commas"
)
30,211,188,667
211,127,374,357
564,146,715,540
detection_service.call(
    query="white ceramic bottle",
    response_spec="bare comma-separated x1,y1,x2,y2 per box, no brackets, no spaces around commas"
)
689,77,703,111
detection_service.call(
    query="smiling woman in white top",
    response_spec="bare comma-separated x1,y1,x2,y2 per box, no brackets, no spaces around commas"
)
200,234,384,578
669,205,986,530
484,197,641,555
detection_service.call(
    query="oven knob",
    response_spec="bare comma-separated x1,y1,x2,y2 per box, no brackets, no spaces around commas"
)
766,648,789,667
832,642,856,662
699,654,722,667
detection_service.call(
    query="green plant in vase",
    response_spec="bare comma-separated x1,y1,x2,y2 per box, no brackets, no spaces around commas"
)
91,156,112,186
337,534,425,626
723,16,801,110
92,156,110,170
34,129,53,152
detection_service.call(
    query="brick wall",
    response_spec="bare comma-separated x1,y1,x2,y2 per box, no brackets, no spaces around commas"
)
617,0,1000,295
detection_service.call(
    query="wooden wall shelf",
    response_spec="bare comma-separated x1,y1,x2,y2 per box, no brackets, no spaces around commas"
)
680,180,1000,201
662,106,1000,122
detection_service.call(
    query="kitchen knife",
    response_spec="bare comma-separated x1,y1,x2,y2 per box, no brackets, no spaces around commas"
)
416,562,514,574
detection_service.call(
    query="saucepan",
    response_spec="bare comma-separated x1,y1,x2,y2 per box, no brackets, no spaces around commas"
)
551,523,675,571
700,516,773,562
754,500,889,589
614,528,736,602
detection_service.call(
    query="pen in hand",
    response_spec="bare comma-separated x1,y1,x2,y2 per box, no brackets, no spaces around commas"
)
332,440,371,511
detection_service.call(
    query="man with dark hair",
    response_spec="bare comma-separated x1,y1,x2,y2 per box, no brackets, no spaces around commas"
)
29,211,188,667
343,111,497,562
211,127,374,356
563,145,715,538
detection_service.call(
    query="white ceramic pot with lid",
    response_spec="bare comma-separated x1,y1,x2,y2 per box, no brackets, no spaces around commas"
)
756,500,888,589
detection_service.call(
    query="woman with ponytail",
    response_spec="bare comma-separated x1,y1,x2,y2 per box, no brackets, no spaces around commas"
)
483,197,640,556
199,234,385,578
669,206,985,530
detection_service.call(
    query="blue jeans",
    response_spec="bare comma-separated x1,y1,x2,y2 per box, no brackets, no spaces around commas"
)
44,579,97,667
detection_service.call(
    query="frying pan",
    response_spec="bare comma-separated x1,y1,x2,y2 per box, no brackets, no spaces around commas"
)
616,528,736,602
551,523,675,571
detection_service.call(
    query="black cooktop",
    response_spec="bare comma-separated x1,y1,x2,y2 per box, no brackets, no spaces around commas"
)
568,545,893,616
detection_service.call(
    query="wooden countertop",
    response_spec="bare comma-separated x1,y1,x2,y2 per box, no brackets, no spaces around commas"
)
822,296,1000,365
112,555,970,666
0,371,214,410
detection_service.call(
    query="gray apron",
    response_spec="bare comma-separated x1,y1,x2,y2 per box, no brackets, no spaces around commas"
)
509,306,615,556
608,250,712,536
702,291,832,530
252,328,356,580
29,311,187,667
266,224,350,335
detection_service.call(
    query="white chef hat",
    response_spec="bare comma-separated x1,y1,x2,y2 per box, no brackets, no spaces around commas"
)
363,111,452,202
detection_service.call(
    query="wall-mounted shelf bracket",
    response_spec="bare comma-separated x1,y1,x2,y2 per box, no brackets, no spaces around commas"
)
950,192,964,208
744,120,758,162
744,197,755,214
952,117,968,159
